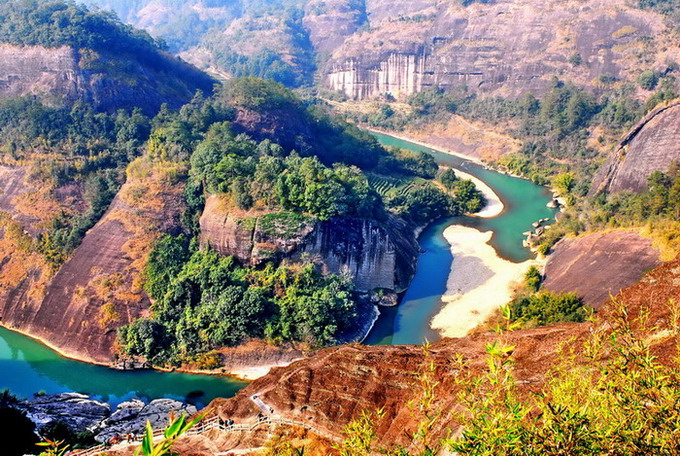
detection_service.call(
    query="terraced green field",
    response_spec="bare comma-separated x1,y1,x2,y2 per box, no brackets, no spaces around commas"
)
367,174,431,198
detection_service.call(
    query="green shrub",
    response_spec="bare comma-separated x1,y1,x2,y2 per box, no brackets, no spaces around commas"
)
123,244,358,365
524,266,542,292
638,70,660,90
438,168,459,190
509,291,589,328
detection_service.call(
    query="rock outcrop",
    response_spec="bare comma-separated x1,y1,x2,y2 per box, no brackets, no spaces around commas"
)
0,43,213,114
542,231,662,308
199,196,420,292
590,100,680,194
0,160,185,363
20,393,110,433
18,393,197,442
86,0,678,101
96,399,198,442
323,0,674,99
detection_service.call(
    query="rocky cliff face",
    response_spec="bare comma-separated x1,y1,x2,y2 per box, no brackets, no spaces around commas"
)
199,195,419,292
327,52,427,100
590,100,680,194
0,44,83,105
324,0,675,99
0,43,213,114
0,160,185,363
85,0,678,101
302,0,367,54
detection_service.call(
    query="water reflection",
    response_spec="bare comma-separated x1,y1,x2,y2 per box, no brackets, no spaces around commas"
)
0,328,246,407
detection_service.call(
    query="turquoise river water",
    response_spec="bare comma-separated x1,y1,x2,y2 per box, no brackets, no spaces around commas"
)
0,327,247,407
0,131,555,404
365,132,558,345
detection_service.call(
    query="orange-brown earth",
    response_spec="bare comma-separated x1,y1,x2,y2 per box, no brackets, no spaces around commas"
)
0,157,186,363
542,231,662,308
186,256,680,455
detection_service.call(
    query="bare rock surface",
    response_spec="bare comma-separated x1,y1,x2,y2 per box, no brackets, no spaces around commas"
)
18,393,197,443
0,43,213,114
0,161,186,363
590,100,680,194
0,165,41,231
542,231,662,308
0,195,149,363
323,0,676,99
200,195,420,292
19,393,110,432
96,399,198,442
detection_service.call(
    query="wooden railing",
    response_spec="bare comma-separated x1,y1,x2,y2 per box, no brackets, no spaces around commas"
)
66,415,341,456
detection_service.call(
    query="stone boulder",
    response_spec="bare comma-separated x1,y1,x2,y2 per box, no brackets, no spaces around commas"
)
96,399,198,442
19,393,110,433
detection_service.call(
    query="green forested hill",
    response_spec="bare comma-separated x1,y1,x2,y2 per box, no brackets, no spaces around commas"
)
0,0,215,114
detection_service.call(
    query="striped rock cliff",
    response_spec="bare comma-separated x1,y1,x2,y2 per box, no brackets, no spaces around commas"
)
590,100,680,194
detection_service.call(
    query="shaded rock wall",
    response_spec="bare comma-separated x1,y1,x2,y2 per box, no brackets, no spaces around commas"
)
542,231,662,308
324,0,672,99
590,100,680,194
199,195,419,292
0,43,213,114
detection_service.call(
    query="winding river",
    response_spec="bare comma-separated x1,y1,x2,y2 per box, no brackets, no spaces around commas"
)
0,131,554,403
366,132,557,345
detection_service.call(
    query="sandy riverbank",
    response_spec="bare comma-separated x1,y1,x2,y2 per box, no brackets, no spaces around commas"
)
452,168,504,218
226,362,301,381
367,128,504,217
431,226,542,338
366,127,484,164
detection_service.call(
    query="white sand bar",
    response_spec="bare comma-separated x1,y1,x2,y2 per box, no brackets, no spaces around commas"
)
228,361,301,380
452,168,504,218
431,225,540,338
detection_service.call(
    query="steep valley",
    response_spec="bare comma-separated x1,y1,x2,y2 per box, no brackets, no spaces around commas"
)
1,1,680,454
85,0,680,100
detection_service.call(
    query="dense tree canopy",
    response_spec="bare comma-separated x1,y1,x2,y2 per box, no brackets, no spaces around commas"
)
0,0,170,67
120,243,357,365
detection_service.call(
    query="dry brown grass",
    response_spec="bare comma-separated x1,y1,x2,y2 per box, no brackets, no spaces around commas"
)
104,156,189,299
0,213,51,302
12,188,64,224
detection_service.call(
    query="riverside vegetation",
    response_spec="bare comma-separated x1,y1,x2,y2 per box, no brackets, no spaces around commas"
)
342,72,680,258
118,78,485,367
0,57,485,365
